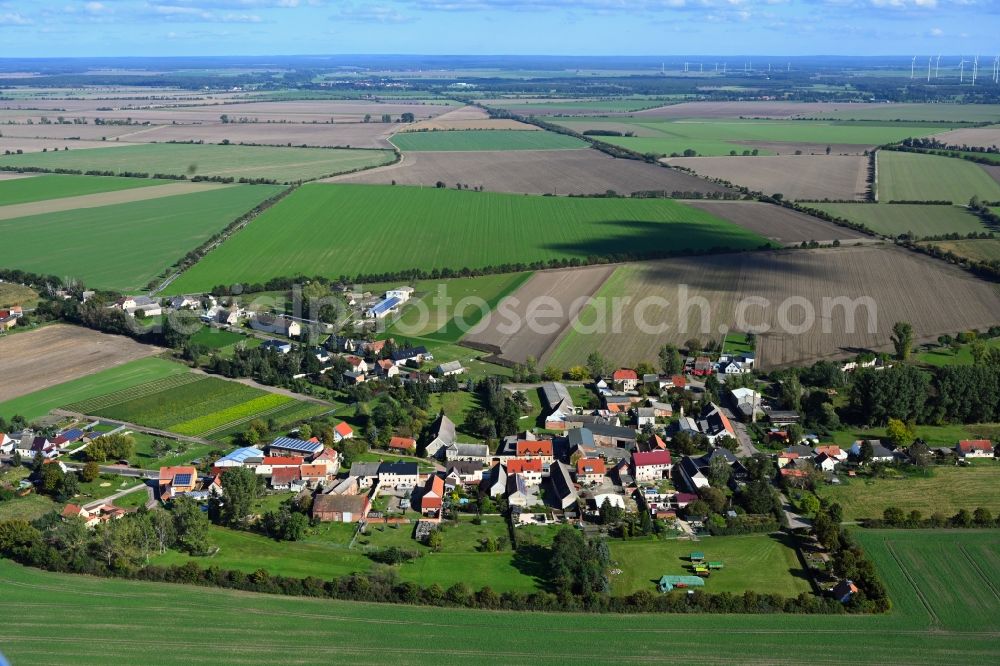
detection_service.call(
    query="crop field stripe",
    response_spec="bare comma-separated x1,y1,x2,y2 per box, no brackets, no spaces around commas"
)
958,545,1000,602
204,402,332,441
172,393,294,437
64,374,206,413
883,539,939,625
0,174,165,206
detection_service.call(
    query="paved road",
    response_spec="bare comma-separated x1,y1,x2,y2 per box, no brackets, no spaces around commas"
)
779,493,811,530
81,480,149,511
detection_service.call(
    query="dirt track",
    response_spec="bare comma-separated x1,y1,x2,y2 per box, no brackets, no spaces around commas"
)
665,154,869,201
0,325,161,403
0,181,233,220
683,200,869,245
325,149,731,196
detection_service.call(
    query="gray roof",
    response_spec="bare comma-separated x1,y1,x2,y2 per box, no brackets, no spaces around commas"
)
379,462,418,475
448,443,490,458
541,382,573,411
567,427,595,448
548,462,579,509
588,422,637,441
432,414,457,445
349,462,381,478
268,437,323,455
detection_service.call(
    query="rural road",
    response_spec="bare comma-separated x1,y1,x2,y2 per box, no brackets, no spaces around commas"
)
81,480,148,511
51,410,213,445
779,493,811,530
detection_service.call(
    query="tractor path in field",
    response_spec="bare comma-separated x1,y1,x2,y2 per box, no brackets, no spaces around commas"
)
0,181,233,220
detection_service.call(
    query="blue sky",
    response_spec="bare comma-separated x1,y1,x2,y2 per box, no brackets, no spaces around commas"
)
0,1,997,58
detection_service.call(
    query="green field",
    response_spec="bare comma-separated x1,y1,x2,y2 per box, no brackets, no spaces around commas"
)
917,337,1000,367
0,184,284,291
552,118,948,157
817,103,1000,123
384,272,532,344
0,357,188,422
608,533,811,597
188,326,256,351
0,174,164,205
878,151,1000,203
814,464,1000,520
0,493,57,522
827,423,1000,448
487,98,668,113
167,184,772,292
65,374,297,438
922,238,1000,263
811,203,988,238
1,529,998,664
0,143,395,183
390,129,587,151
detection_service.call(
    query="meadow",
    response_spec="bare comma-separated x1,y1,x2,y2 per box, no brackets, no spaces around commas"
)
0,357,187,422
814,464,1000,520
166,184,772,292
0,173,162,205
922,238,1000,263
917,337,1000,367
0,143,395,183
877,151,1000,203
0,530,997,664
389,129,587,151
810,203,988,238
0,184,284,291
66,374,299,438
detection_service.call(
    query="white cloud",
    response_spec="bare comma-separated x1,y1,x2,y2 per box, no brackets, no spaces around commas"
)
0,11,31,25
337,4,411,23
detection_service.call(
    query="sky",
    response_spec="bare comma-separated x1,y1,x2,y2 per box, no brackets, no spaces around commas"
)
0,1,997,58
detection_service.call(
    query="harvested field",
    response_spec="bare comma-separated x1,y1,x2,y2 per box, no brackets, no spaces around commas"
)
930,126,1000,149
0,325,160,403
402,105,538,132
0,181,232,221
390,129,585,151
110,122,403,149
0,174,163,206
733,141,872,155
325,149,732,196
683,201,868,245
463,265,617,364
984,164,1000,187
544,245,1000,370
0,137,127,153
0,172,34,180
878,150,1000,203
0,124,142,140
632,101,900,119
665,155,869,200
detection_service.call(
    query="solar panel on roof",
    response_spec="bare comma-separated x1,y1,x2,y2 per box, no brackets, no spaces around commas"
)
173,474,193,486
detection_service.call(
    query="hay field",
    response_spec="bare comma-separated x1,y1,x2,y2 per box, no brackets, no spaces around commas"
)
683,201,869,245
463,265,617,363
0,142,394,183
930,126,1000,149
390,129,586,151
167,184,770,292
325,149,733,196
402,104,539,132
812,203,989,238
817,103,1000,122
878,151,1000,203
544,245,1000,370
0,325,160,404
1,184,283,291
922,238,1000,263
665,155,868,201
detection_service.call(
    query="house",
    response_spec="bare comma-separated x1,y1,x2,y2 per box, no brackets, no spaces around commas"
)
482,462,508,497
254,456,305,477
0,433,12,454
541,382,575,430
425,414,457,459
729,387,762,421
832,579,859,603
113,295,162,317
575,458,606,485
216,308,241,326
332,421,354,443
547,461,579,511
814,445,848,461
643,374,669,390
344,355,369,374
312,448,340,475
158,466,198,500
784,444,815,459
374,359,400,379
170,295,201,310
665,375,687,390
604,395,632,414
268,436,324,458
506,458,544,485
588,423,637,449
566,427,595,453
650,401,673,418
61,504,101,529
343,370,366,385
260,339,292,354
444,461,486,486
388,436,417,453
632,450,672,483
420,474,445,517
515,439,554,462
693,356,713,375
635,407,656,428
250,313,301,338
348,462,381,487
698,403,737,444
312,493,371,523
386,287,414,302
815,452,838,473
677,448,748,492
391,346,428,366
767,410,801,426
445,442,491,463
906,441,934,466
956,439,994,458
270,466,302,491
213,446,265,470
299,464,329,487
850,440,895,463
506,474,532,507
378,462,420,489
776,452,799,468
366,296,402,319
435,361,465,377
612,368,639,391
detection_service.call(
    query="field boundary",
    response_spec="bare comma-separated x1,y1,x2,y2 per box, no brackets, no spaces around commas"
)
958,544,1000,602
883,539,939,626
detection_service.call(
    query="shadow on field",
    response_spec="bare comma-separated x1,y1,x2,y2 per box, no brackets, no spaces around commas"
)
771,532,813,587
512,543,555,592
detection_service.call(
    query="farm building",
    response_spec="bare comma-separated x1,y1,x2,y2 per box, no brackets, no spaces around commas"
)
267,436,324,458
658,575,705,593
632,450,672,482
547,461,579,511
366,296,402,319
541,382,575,429
312,493,371,523
956,440,994,458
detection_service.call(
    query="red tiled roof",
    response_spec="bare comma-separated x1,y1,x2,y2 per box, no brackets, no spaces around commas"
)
299,464,327,478
516,440,553,457
62,504,84,518
958,439,993,452
653,434,667,450
814,445,842,457
612,369,638,380
389,436,416,450
576,458,606,476
334,421,353,437
670,375,687,388
507,458,543,474
159,466,197,485
314,447,338,461
271,467,301,484
781,468,809,478
262,456,304,466
425,474,444,498
633,450,672,467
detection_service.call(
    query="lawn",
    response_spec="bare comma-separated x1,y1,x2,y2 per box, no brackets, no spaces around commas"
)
608,533,812,597
188,326,255,350
0,282,39,308
0,493,57,522
0,143,396,183
390,129,587,151
167,184,774,292
0,184,284,291
0,174,164,205
3,529,998,664
428,391,482,439
921,238,1000,263
810,203,987,238
917,337,1000,367
814,463,1000,520
826,423,1000,448
552,118,949,157
384,272,533,344
877,151,1000,203
0,357,189,422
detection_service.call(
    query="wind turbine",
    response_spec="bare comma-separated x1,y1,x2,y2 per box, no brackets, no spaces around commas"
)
935,54,941,78
960,58,966,84
910,56,916,79
927,56,932,82
972,55,979,86
993,55,999,84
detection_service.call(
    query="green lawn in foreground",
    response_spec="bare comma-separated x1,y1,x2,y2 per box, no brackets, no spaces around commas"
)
810,203,988,238
814,463,1000,520
0,184,284,291
0,143,396,183
167,184,773,292
878,151,1000,203
1,529,998,664
0,357,188,422
917,337,1000,367
0,174,165,205
390,129,587,151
